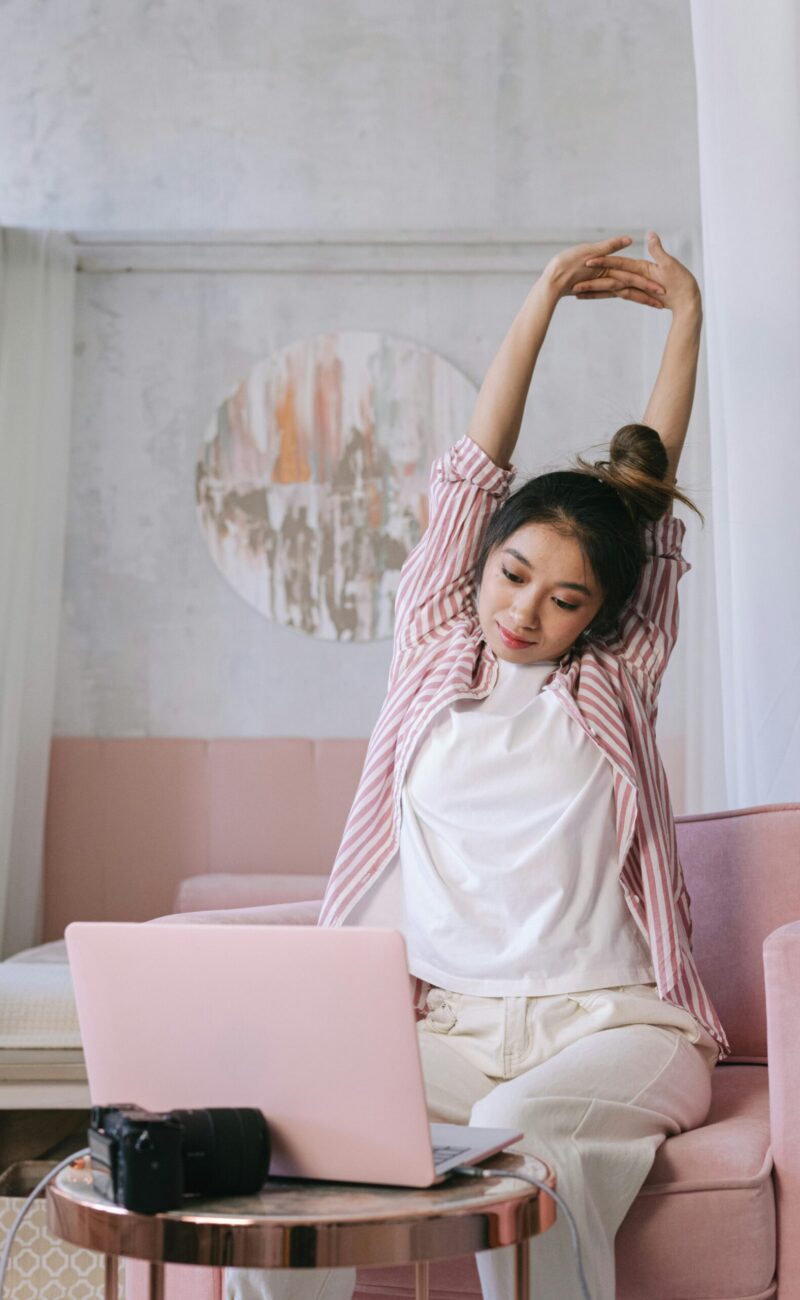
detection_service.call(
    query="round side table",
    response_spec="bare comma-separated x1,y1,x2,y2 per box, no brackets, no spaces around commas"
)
47,1151,556,1300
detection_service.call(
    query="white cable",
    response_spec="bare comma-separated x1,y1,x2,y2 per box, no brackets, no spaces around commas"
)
0,1147,90,1300
452,1164,593,1300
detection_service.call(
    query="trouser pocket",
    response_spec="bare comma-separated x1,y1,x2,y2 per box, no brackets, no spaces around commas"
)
422,987,461,1032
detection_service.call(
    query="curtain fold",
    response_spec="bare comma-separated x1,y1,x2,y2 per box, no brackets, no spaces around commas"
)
690,0,800,806
0,229,76,956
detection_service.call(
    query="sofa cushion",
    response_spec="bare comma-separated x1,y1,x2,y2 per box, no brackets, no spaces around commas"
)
0,958,81,1048
354,1065,775,1299
615,1065,774,1299
173,872,329,913
149,900,323,927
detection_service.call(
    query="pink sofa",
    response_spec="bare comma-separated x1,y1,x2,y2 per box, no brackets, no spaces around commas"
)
122,800,800,1300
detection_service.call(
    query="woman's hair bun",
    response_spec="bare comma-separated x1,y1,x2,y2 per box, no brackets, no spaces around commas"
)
574,423,704,526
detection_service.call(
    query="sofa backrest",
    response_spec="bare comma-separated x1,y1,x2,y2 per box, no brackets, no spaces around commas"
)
677,804,800,1060
43,738,369,938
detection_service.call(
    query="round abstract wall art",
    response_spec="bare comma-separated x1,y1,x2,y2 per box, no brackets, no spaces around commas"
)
196,331,478,641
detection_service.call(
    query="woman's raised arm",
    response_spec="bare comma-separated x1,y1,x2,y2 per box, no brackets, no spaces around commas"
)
583,232,703,490
640,305,703,488
467,235,665,470
466,274,560,470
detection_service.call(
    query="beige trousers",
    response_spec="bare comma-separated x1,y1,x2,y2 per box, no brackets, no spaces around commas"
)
226,982,718,1300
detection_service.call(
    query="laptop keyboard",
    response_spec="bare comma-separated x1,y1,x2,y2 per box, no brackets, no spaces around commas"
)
432,1144,471,1165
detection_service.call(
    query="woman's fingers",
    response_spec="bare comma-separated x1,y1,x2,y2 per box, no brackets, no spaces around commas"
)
544,236,645,303
574,270,665,295
575,235,634,265
585,254,659,275
576,287,665,307
574,233,695,312
590,235,633,254
573,276,665,306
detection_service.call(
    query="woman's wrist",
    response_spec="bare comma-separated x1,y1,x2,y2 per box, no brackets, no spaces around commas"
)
671,287,703,326
536,263,568,308
668,302,703,347
517,273,561,329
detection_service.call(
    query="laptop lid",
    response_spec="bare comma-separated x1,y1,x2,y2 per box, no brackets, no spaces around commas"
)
66,922,478,1187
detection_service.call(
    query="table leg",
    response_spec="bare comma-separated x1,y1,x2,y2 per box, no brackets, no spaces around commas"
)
147,1261,166,1300
103,1255,119,1300
415,1259,430,1300
513,1240,529,1299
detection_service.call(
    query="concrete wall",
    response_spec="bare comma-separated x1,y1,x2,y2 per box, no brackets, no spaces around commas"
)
0,0,704,741
1,1,699,233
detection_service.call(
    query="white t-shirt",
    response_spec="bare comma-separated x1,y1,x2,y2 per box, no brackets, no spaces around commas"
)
398,656,655,996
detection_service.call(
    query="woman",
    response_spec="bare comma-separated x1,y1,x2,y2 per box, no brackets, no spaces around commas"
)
228,233,729,1300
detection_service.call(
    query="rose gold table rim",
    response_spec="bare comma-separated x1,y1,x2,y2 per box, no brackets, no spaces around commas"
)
46,1152,556,1270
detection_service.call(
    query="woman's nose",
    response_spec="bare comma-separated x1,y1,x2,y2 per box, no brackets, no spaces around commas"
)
510,598,541,630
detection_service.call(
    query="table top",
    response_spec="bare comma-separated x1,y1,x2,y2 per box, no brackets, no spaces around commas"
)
47,1151,556,1269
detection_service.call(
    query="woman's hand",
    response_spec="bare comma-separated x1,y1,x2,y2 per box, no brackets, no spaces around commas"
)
544,234,667,309
577,231,702,316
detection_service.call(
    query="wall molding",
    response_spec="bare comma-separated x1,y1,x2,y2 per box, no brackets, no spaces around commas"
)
70,228,659,275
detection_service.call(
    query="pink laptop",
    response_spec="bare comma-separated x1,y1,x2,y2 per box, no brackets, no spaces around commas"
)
65,923,523,1188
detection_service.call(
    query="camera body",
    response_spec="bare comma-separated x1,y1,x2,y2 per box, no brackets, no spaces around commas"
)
89,1104,271,1214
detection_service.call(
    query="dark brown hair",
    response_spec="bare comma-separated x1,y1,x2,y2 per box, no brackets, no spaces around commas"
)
473,424,704,646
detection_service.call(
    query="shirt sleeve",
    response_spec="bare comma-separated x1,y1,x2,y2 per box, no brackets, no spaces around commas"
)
390,434,516,659
614,514,691,695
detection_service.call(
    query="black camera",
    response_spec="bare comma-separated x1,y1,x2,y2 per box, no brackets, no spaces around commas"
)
88,1104,271,1214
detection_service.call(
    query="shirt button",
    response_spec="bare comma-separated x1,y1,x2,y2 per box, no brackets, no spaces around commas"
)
589,726,598,736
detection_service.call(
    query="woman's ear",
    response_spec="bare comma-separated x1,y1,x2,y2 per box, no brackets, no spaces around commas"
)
576,615,599,645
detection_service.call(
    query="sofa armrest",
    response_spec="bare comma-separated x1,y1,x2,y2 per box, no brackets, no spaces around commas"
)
763,919,800,1291
148,899,323,926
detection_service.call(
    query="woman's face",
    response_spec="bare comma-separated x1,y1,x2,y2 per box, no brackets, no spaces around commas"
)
476,522,604,664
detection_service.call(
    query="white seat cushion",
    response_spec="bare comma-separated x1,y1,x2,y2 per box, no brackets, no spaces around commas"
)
0,945,80,1047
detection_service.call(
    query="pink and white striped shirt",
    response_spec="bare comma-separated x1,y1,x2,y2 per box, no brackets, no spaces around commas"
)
318,433,730,1060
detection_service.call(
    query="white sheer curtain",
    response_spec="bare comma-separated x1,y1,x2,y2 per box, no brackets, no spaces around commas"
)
0,229,76,957
689,0,800,807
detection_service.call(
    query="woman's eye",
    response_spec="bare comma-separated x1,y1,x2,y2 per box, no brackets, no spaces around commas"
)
554,598,579,611
501,568,523,584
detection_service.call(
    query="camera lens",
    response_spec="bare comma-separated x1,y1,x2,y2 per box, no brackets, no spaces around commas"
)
175,1108,270,1196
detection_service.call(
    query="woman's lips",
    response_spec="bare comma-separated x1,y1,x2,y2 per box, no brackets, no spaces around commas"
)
497,622,536,649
